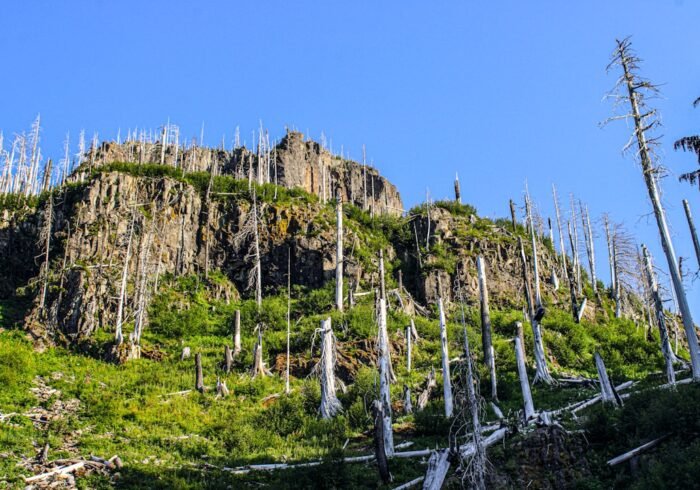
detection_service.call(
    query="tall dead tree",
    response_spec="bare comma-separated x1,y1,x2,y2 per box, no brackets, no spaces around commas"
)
476,256,497,400
608,38,700,379
682,199,700,270
570,195,583,295
335,190,344,311
233,309,241,356
454,173,461,204
38,192,53,314
286,248,291,394
195,353,204,393
603,215,618,306
438,297,453,417
641,245,678,384
520,212,553,384
115,213,136,346
553,185,569,282
594,352,621,406
318,318,342,418
250,324,269,378
580,202,598,294
377,251,394,455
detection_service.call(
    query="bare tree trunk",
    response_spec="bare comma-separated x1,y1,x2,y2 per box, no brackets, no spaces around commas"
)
377,253,394,455
423,450,450,490
683,199,700,270
454,173,461,204
406,326,412,373
372,400,392,484
604,215,617,301
195,353,204,393
252,190,262,308
552,185,569,282
403,385,413,414
641,245,678,384
39,192,53,314
286,249,291,394
514,334,535,421
250,326,268,378
581,202,598,294
224,345,233,374
204,168,214,279
425,190,431,250
335,191,343,311
438,297,453,417
594,352,621,406
233,309,241,356
417,367,437,411
613,39,700,380
319,318,342,418
509,199,517,232
477,256,497,400
115,214,136,346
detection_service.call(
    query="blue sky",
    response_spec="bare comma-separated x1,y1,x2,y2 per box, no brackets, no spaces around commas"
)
2,1,700,316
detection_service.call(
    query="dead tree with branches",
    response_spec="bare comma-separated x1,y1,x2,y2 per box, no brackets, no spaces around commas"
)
607,38,700,379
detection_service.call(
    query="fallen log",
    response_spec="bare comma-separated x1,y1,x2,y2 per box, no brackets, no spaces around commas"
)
392,476,425,490
422,450,450,490
607,435,669,466
24,461,86,483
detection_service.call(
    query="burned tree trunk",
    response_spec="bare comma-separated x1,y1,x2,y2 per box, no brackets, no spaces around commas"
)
417,367,437,411
372,400,392,484
438,297,453,417
223,345,233,374
581,202,598,294
403,385,413,414
454,173,461,204
477,256,497,400
250,326,269,378
318,318,342,418
552,184,569,282
39,192,53,314
610,39,700,380
286,249,292,394
514,334,535,421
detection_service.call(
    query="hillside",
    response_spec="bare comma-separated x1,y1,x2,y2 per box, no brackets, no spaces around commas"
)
0,133,697,489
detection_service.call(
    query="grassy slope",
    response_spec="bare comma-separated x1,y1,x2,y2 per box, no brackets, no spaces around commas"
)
0,166,691,488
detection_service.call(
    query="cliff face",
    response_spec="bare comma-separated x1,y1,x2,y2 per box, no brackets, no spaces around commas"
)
89,131,403,216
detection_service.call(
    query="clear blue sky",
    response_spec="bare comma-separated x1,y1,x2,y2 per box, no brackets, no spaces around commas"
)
2,1,700,317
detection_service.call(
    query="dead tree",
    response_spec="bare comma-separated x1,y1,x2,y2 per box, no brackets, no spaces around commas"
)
38,192,53,314
423,450,450,490
682,199,700,270
417,367,437,411
377,251,394,455
553,185,569,282
580,202,598,294
216,377,229,398
250,325,269,378
608,38,700,380
318,318,342,418
195,353,204,393
604,214,617,306
476,256,497,400
286,248,291,394
514,332,535,421
641,245,678,384
372,400,392,484
335,191,344,311
233,309,241,356
518,236,553,384
509,199,517,232
233,190,263,307
454,173,461,204
223,345,233,374
403,385,413,414
566,222,585,322
115,213,136,346
457,278,486,489
406,325,412,373
438,297,453,417
594,352,621,406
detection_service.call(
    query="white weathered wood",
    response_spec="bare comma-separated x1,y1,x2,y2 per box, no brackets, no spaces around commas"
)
607,435,668,466
514,335,536,421
24,461,86,483
422,450,450,490
490,402,504,420
406,326,412,372
581,202,598,294
393,476,424,490
378,252,394,455
437,298,453,417
335,191,344,311
477,256,497,400
115,214,136,345
417,367,437,411
319,318,342,418
683,199,700,269
252,190,262,307
286,249,291,394
642,244,677,384
594,352,620,406
613,40,700,380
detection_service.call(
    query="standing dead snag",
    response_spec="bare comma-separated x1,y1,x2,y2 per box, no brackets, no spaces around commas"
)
682,200,700,269
286,248,292,394
233,309,241,357
476,256,497,401
518,236,553,385
250,325,270,378
335,191,344,312
403,385,413,414
454,173,461,204
377,251,394,455
223,345,233,374
552,185,569,282
514,332,535,421
417,367,437,411
594,352,621,407
608,38,700,380
406,325,412,373
318,318,342,418
38,192,53,315
641,245,678,385
372,400,392,484
195,353,204,393
115,213,136,347
580,202,598,294
438,297,453,417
